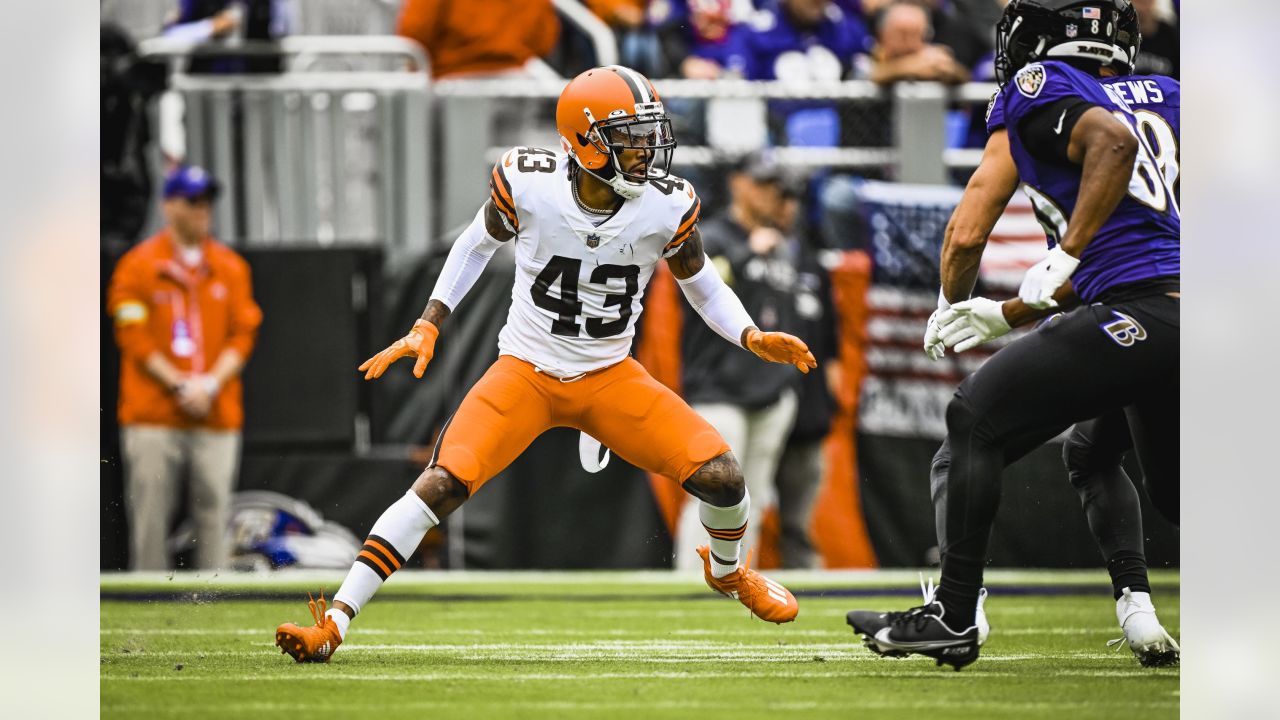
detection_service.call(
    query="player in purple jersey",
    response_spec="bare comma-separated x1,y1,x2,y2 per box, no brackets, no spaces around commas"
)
844,0,1178,670
850,15,1180,666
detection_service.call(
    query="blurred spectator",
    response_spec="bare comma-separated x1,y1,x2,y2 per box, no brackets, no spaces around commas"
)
102,23,167,254
157,1,295,167
729,0,870,82
396,0,560,80
854,0,969,84
945,0,1004,59
772,186,841,568
858,0,988,68
1132,0,1178,78
673,155,803,570
650,0,743,79
705,0,873,147
583,0,654,73
107,166,263,570
162,1,294,74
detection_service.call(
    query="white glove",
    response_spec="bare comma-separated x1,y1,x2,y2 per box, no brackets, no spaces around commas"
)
1019,245,1080,309
937,297,1012,353
923,289,949,361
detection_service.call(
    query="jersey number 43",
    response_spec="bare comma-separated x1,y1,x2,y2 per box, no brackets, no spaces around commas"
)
531,256,640,338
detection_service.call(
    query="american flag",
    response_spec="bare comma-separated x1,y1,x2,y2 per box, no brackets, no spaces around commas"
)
1082,7,1101,19
852,183,1046,440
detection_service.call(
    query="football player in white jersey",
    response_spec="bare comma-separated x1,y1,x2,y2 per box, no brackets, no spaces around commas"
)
275,66,817,663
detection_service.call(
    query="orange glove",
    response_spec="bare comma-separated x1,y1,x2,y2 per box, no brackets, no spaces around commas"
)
744,328,817,374
358,319,440,380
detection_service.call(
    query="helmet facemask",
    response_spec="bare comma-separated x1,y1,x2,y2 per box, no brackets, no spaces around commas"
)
579,102,676,200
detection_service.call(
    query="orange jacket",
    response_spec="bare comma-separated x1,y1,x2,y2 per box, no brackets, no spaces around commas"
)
107,230,263,430
396,0,560,79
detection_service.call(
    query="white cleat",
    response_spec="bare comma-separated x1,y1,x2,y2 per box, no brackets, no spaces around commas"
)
975,587,990,647
1107,587,1180,667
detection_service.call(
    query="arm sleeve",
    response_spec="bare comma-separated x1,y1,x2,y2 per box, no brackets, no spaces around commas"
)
675,258,757,348
224,256,264,359
1017,96,1095,164
429,206,506,311
106,255,161,361
161,18,217,42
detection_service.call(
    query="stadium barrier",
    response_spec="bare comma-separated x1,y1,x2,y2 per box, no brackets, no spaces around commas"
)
137,36,432,270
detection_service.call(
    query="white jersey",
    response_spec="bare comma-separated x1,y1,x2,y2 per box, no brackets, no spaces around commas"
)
488,146,700,376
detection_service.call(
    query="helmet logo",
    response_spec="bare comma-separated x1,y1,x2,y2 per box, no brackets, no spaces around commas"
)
1015,64,1046,98
1065,23,1078,38
1081,7,1101,19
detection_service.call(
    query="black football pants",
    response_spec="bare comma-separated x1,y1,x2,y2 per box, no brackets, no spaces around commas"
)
935,294,1178,617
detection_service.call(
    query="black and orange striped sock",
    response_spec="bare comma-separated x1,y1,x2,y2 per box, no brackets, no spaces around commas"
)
700,490,750,578
354,534,407,581
334,490,439,618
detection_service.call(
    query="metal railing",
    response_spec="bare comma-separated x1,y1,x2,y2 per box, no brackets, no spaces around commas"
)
138,37,431,263
433,77,998,233
129,32,1000,256
551,0,619,67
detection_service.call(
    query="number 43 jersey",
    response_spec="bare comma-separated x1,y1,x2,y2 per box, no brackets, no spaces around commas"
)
488,146,700,376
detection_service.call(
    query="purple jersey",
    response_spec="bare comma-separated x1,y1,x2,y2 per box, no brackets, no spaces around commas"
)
986,61,1179,302
1101,74,1180,202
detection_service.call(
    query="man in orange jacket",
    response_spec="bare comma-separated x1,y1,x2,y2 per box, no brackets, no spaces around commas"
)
107,165,263,570
395,0,560,80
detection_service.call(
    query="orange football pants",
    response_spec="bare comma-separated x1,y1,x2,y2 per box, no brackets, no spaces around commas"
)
433,355,730,495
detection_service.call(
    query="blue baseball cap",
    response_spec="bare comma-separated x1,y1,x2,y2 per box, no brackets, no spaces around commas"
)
163,165,221,201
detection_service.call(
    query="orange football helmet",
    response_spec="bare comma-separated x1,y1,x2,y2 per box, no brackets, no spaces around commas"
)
556,65,676,200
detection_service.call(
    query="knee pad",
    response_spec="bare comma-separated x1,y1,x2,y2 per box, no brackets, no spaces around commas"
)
685,452,744,506
1063,428,1122,484
944,392,981,438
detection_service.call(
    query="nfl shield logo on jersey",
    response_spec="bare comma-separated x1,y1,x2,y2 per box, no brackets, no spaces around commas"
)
1015,64,1046,98
585,233,601,249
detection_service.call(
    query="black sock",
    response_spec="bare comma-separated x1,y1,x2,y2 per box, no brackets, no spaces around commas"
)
938,555,983,628
1107,551,1151,599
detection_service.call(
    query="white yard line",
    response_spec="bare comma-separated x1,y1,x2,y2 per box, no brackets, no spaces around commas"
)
101,568,1179,589
108,667,1172,683
101,625,1123,637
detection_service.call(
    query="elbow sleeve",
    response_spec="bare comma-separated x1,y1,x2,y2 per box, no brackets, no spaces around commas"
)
676,258,756,348
429,207,505,311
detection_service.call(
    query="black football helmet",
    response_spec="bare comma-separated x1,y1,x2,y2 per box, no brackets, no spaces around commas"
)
994,0,1136,85
1112,1,1141,74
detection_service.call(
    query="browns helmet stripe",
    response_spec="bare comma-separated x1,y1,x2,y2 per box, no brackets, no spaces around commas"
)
609,65,649,105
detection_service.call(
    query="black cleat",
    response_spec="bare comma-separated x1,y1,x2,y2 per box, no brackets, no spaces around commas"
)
846,609,910,657
847,577,989,663
872,601,981,671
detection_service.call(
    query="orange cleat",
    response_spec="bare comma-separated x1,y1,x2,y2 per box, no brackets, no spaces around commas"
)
275,590,343,663
697,546,798,624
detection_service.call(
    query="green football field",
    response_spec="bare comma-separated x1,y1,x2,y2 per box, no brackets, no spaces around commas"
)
101,569,1179,719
